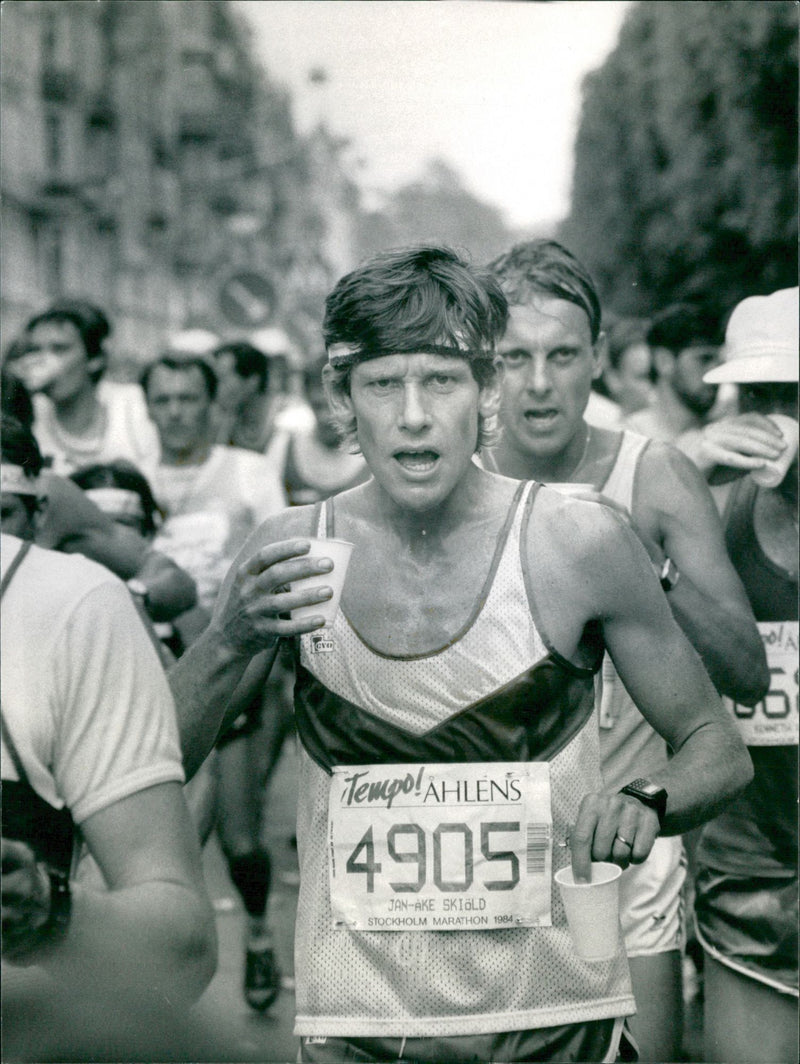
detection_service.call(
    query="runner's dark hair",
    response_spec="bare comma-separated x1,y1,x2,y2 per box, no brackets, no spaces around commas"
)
488,239,602,342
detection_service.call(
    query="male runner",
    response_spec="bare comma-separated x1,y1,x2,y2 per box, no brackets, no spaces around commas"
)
142,354,287,1011
484,239,767,1061
170,246,752,1063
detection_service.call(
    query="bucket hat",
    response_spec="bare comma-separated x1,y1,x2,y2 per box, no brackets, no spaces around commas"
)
704,288,798,383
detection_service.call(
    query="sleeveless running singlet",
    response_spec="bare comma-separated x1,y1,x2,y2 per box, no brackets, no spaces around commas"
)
291,482,634,1038
594,431,672,790
694,475,798,994
698,476,797,875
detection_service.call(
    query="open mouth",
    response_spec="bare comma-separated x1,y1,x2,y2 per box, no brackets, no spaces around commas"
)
524,408,559,426
394,449,440,473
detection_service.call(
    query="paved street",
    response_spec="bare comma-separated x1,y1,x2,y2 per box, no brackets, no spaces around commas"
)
191,740,302,1064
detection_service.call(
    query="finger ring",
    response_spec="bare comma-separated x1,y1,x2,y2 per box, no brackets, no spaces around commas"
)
614,832,632,848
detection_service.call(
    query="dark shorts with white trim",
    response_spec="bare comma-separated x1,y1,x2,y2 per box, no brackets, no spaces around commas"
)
299,1017,636,1063
694,866,798,994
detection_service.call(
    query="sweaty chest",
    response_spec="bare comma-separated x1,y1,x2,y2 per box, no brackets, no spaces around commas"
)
340,531,499,656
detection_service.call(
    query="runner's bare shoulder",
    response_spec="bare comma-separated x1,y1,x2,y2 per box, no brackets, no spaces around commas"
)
525,486,650,620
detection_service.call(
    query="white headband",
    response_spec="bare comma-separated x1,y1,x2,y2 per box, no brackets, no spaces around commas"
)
1,463,42,497
327,339,479,368
84,487,145,519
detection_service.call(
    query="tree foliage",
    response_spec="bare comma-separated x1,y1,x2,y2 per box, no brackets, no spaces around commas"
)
559,1,798,319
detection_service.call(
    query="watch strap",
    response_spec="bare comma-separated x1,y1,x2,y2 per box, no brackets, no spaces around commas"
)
619,779,668,830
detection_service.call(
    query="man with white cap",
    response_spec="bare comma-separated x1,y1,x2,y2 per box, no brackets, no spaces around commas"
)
692,287,798,1064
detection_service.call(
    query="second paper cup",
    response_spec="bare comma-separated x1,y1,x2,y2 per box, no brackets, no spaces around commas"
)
554,861,622,962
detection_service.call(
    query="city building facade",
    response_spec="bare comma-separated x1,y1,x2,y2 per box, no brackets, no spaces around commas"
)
1,0,359,368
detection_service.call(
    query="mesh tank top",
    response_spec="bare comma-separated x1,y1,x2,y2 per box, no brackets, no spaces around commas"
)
291,482,634,1037
594,431,673,791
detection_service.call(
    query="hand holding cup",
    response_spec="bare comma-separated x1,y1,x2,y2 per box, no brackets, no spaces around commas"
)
213,538,347,656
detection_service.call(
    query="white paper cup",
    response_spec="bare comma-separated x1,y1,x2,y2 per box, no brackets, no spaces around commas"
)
12,353,63,392
290,538,353,625
750,415,799,488
554,861,622,962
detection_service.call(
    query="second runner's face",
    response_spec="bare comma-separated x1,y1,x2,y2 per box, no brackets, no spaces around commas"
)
497,297,601,461
346,353,491,512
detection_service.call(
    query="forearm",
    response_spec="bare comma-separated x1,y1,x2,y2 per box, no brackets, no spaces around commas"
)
169,628,276,779
666,577,769,705
58,528,145,579
31,880,216,1006
136,550,197,621
650,719,753,836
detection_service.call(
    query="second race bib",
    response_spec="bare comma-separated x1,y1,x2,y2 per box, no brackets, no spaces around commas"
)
328,762,552,932
724,621,798,746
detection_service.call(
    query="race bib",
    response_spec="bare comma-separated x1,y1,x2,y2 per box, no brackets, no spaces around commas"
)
724,621,798,746
328,762,552,932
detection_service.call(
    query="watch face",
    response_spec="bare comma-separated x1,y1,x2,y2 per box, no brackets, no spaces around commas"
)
638,782,659,797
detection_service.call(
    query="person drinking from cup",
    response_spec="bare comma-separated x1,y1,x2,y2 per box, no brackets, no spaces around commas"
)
6,300,159,476
691,287,799,1064
168,245,752,1064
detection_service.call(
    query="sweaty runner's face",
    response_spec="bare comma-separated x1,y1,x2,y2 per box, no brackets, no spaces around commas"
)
347,353,490,513
497,297,601,461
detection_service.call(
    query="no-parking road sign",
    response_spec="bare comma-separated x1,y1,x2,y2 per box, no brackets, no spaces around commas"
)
218,270,276,328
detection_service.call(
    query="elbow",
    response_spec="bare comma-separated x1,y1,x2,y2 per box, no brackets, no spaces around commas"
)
720,641,770,708
176,904,218,1002
155,574,198,622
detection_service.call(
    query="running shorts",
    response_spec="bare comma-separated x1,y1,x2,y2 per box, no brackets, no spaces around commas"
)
299,1017,635,1063
618,835,686,957
694,865,798,996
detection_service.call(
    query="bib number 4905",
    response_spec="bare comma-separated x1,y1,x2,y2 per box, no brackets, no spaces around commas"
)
345,821,521,894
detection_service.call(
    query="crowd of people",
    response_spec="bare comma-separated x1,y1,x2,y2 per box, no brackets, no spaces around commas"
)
1,241,796,1064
